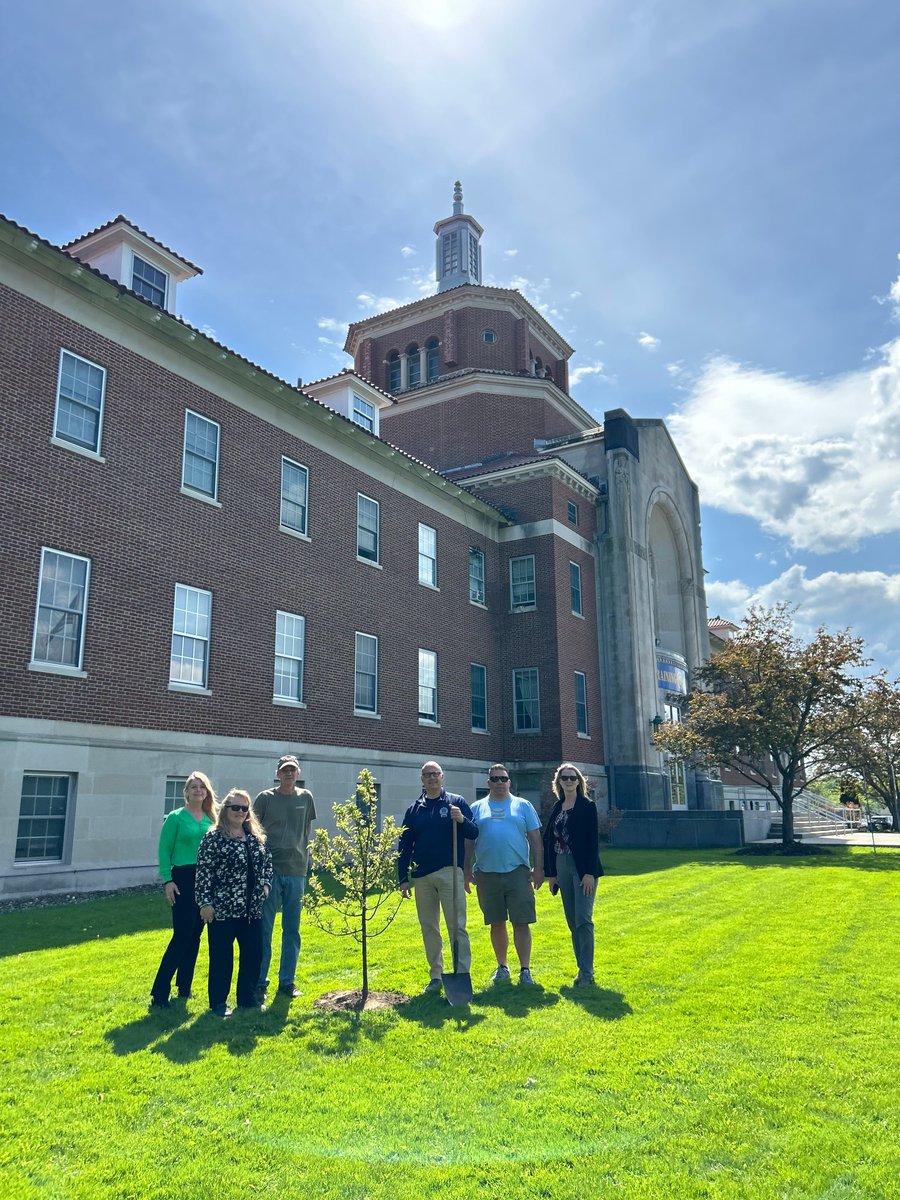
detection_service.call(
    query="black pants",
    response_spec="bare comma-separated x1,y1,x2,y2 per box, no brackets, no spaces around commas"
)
207,917,263,1008
151,865,206,1002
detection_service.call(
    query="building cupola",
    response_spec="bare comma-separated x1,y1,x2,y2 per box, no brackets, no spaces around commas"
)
433,181,483,292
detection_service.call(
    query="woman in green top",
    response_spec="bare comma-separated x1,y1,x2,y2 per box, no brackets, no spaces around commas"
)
150,772,216,1008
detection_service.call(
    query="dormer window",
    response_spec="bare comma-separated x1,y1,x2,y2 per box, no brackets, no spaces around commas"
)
131,253,169,308
352,393,376,433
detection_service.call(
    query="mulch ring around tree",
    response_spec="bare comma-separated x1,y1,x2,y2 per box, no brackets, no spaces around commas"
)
314,990,409,1013
736,843,834,857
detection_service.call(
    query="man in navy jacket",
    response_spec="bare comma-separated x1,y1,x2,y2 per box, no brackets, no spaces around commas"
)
397,761,478,994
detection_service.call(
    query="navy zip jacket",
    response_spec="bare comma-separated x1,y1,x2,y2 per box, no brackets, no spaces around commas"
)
397,791,478,884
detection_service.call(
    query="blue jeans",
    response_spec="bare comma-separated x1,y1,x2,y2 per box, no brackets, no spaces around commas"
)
556,851,596,980
258,872,306,989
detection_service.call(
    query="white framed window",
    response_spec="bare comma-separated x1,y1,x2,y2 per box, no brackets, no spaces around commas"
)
132,253,168,307
274,611,305,703
357,494,380,564
575,671,589,736
567,500,579,526
387,352,401,392
570,562,583,616
418,649,437,723
164,776,188,814
182,411,220,499
510,555,536,611
54,350,106,454
513,667,541,733
170,584,212,688
354,632,378,714
442,231,460,274
425,338,440,382
471,663,488,732
468,547,486,605
31,548,90,670
16,774,73,862
418,523,437,587
352,393,376,433
280,457,309,535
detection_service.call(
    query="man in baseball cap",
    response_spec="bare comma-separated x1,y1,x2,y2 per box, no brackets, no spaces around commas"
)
253,751,316,1000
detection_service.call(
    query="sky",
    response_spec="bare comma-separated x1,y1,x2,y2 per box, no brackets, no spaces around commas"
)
2,0,899,676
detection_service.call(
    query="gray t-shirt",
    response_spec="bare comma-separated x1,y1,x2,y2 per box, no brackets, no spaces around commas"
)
253,786,316,875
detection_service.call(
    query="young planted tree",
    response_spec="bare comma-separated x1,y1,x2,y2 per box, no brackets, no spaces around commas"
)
305,769,405,1008
653,604,866,845
835,675,900,832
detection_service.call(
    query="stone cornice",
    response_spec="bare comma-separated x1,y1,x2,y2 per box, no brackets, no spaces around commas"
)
454,457,600,502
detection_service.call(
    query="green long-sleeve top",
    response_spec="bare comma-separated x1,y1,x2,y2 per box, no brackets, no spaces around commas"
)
158,807,214,881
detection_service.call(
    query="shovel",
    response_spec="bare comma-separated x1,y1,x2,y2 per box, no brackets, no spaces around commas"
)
441,812,473,1006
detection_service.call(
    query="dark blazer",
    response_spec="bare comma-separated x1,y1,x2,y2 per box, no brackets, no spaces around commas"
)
542,794,604,881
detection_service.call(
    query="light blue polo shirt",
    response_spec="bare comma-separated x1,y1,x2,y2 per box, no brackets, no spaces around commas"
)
470,795,540,873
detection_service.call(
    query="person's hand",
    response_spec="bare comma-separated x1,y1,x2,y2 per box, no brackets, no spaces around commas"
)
463,871,474,894
448,804,464,824
581,875,596,897
263,885,270,899
399,883,412,899
199,905,214,924
164,881,178,906
545,876,558,895
531,867,545,890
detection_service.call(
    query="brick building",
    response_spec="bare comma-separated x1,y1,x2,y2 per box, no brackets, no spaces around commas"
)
0,185,721,897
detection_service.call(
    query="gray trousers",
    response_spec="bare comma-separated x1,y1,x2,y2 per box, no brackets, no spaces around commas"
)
556,851,596,980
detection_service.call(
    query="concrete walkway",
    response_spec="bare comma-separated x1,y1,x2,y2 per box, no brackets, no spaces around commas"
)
758,830,899,848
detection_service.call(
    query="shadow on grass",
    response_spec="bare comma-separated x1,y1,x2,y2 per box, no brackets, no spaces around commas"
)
469,981,560,1017
105,994,292,1061
557,985,632,1019
397,991,487,1031
0,894,166,958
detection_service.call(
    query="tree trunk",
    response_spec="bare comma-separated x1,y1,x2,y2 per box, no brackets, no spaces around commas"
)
360,904,368,1008
781,780,795,845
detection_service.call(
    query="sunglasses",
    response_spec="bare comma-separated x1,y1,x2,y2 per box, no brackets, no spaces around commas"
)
226,804,249,813
489,775,510,783
559,775,578,782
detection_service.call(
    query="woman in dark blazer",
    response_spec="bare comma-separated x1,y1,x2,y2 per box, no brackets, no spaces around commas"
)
542,764,604,986
196,789,273,1017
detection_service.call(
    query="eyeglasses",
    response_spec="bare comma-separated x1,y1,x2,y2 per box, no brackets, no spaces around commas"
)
226,804,249,813
559,775,578,782
489,775,510,783
422,771,442,777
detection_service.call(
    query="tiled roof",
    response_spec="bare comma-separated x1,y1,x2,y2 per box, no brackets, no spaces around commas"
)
1,213,506,517
303,367,396,405
62,214,203,275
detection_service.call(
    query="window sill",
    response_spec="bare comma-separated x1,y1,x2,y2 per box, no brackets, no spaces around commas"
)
273,697,307,709
354,709,381,719
514,730,542,736
469,599,487,609
28,661,87,679
418,581,440,592
50,436,105,463
180,486,221,508
357,556,383,569
510,606,536,614
418,719,440,727
572,611,585,620
168,682,212,696
279,525,311,543
471,727,490,735
577,732,591,740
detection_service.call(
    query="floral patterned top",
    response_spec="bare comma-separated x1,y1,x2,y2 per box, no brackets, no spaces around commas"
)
195,827,273,920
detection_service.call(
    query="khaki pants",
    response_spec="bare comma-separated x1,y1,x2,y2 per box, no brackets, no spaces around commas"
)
413,865,471,977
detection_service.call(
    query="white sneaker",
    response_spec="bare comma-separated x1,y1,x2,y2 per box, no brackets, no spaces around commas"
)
490,964,511,984
519,968,535,986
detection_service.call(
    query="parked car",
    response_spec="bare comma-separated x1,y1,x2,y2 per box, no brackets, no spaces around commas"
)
867,814,894,832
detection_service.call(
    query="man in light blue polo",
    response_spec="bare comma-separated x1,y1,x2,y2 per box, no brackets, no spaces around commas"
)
464,764,544,985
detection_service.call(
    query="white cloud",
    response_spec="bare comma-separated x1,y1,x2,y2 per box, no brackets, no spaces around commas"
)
317,317,349,335
400,245,416,258
666,360,683,377
569,361,606,387
356,291,406,313
705,565,900,678
668,339,900,552
504,248,519,258
569,290,582,300
637,331,661,351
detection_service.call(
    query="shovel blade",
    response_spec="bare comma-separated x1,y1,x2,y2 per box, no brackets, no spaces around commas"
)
441,970,473,1006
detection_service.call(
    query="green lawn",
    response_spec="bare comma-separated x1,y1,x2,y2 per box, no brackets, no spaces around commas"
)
2,847,899,1200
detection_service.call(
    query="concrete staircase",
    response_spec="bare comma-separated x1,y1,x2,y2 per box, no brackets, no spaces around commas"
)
767,792,862,839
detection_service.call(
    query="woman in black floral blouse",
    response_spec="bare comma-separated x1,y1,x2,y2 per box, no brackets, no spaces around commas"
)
196,789,274,1017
